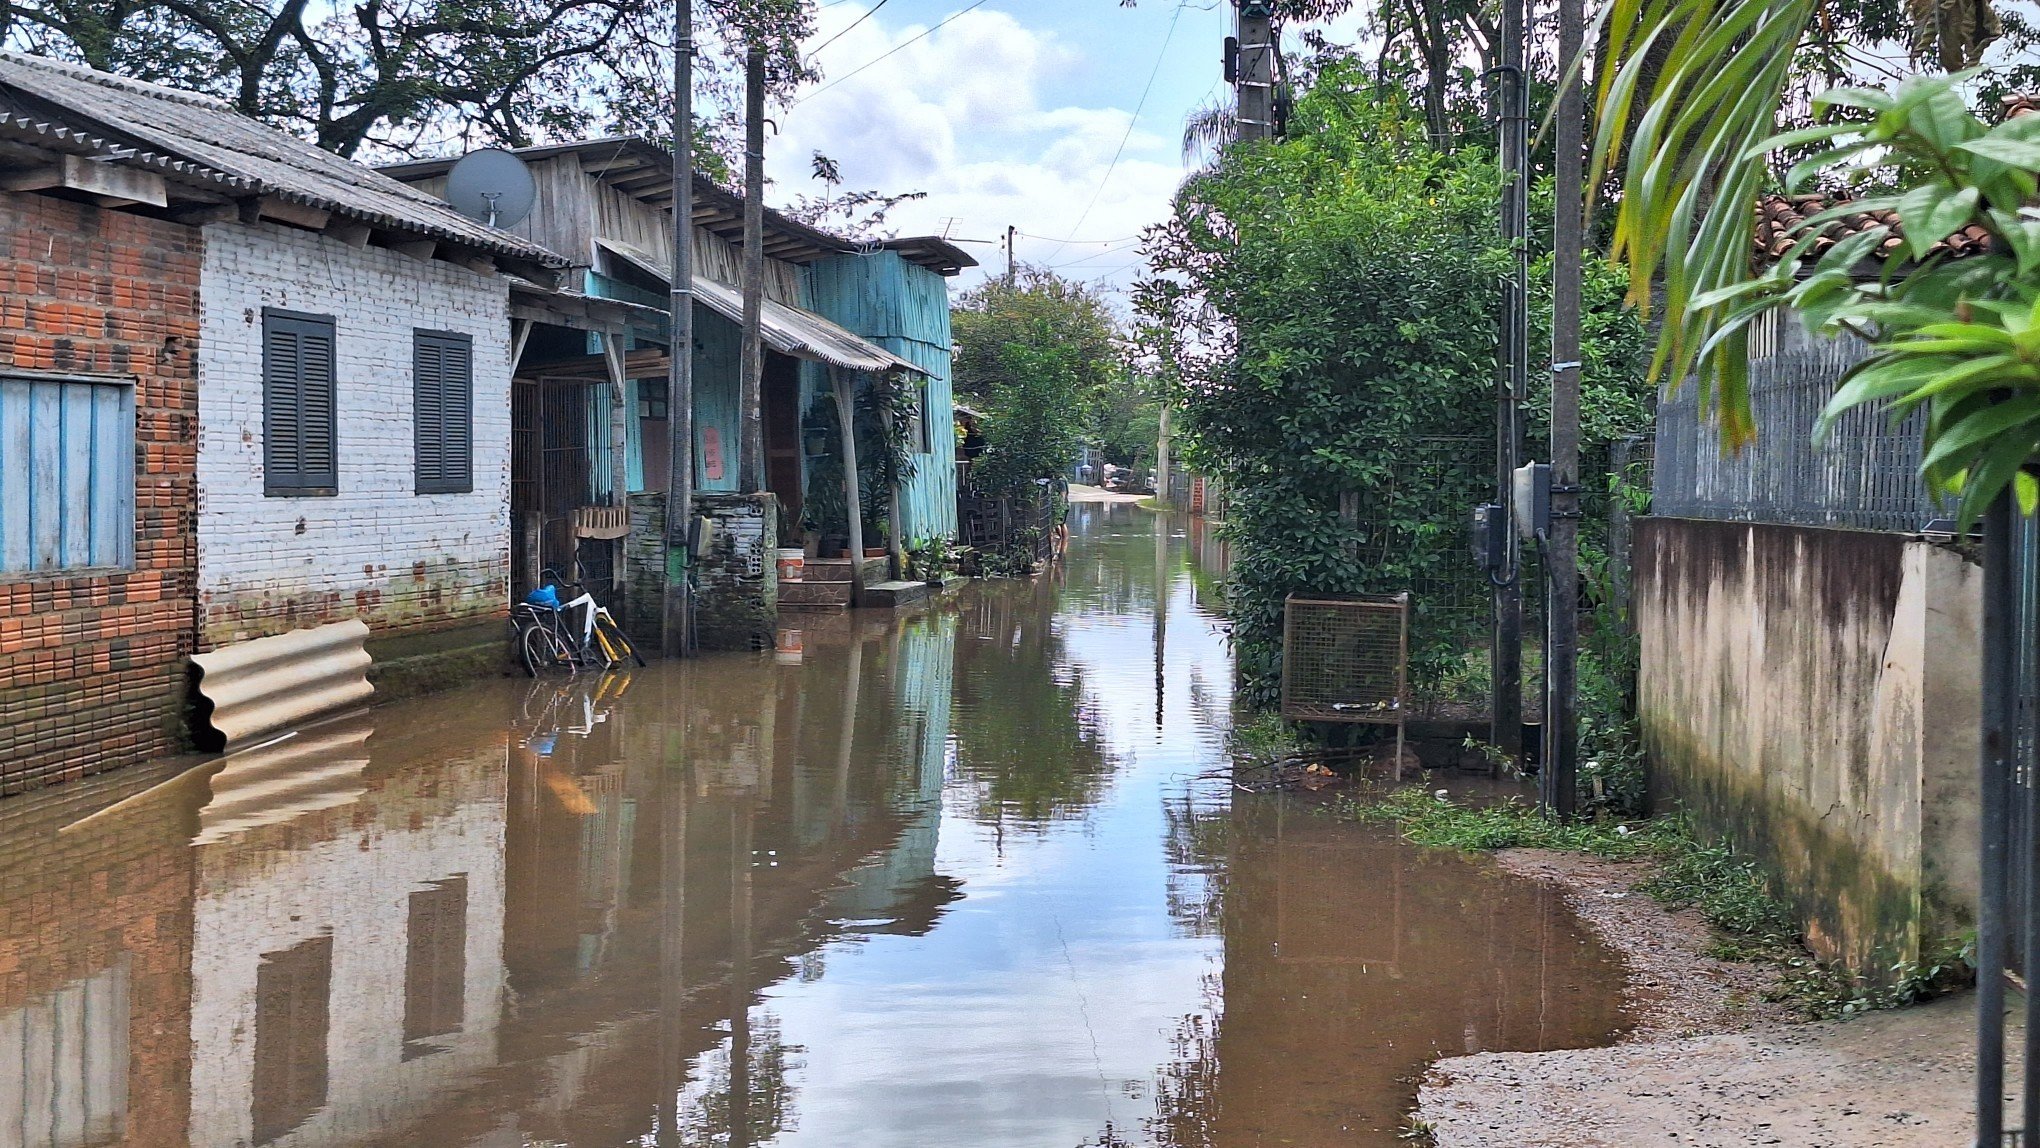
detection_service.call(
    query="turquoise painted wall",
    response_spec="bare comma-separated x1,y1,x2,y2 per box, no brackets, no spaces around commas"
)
804,252,958,542
590,267,745,496
593,255,955,534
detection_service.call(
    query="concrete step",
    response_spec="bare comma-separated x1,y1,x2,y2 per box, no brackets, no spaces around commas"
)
778,579,851,610
805,556,890,584
862,580,932,609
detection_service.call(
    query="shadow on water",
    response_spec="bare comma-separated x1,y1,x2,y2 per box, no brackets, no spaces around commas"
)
0,500,1625,1147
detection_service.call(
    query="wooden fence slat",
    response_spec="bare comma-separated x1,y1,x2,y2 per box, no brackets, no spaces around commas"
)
28,382,62,571
0,381,28,572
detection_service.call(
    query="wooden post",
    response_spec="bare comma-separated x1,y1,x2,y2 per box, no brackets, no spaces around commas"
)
884,379,906,580
831,366,865,604
602,330,630,597
738,46,768,494
666,0,696,657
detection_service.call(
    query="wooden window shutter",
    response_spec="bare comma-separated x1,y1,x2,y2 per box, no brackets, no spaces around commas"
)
263,310,337,494
414,331,474,495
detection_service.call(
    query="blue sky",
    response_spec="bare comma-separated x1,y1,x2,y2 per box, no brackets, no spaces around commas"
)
769,1,1365,296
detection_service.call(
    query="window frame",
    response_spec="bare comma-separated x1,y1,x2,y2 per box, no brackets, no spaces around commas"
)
412,329,475,496
911,377,932,455
261,308,339,498
0,369,137,577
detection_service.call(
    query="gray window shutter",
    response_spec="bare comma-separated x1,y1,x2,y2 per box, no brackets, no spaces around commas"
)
414,331,474,495
264,311,337,494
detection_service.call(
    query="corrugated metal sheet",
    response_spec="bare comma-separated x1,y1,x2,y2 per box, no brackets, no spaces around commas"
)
191,714,375,844
594,237,921,374
0,51,564,266
806,252,959,540
189,619,374,751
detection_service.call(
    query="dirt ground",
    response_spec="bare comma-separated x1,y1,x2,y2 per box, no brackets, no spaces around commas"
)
1417,848,1990,1147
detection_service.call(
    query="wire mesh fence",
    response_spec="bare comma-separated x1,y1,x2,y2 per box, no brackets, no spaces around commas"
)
1653,315,1944,532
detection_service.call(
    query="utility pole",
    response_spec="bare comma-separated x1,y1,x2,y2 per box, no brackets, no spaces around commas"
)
1156,399,1171,509
1491,0,1528,765
1005,224,1016,286
1234,1,1275,142
665,0,696,657
738,44,767,494
1544,0,1585,818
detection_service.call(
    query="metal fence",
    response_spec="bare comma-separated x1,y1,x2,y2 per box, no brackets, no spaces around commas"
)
1980,504,2040,1145
1653,314,1945,532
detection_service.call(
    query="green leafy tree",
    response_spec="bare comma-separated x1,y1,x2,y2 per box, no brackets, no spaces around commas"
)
1138,66,1650,702
952,269,1125,496
0,0,816,160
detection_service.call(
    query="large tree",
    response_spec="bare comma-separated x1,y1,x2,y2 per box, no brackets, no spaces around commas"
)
952,269,1125,497
0,0,815,160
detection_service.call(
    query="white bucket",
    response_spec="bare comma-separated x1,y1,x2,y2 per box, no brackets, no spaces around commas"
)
775,547,805,582
774,628,804,665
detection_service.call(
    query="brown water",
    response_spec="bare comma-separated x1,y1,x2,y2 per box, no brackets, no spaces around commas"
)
0,502,1626,1147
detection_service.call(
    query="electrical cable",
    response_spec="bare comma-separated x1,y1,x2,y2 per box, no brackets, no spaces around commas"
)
806,0,891,60
1040,0,1187,263
792,0,992,105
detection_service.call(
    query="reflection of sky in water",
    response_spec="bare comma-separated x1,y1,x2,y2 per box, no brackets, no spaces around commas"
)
744,507,1228,1146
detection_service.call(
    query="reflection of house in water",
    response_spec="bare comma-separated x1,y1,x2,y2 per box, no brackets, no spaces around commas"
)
823,611,960,932
184,718,508,1148
0,764,203,1148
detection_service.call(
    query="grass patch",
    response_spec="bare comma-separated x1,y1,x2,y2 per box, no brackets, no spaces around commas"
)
1330,785,1974,1020
1334,785,1665,859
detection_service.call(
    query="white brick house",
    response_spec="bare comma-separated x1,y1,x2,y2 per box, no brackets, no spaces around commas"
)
196,223,515,650
0,54,568,704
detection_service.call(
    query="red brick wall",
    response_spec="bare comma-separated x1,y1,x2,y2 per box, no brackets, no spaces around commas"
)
0,768,198,1146
0,194,201,793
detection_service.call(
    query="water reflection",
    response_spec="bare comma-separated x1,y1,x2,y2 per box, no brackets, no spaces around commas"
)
0,501,1625,1147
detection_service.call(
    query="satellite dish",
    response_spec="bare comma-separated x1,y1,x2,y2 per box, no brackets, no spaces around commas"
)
443,147,536,229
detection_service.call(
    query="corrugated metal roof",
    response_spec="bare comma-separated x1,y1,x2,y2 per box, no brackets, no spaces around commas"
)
382,136,976,275
595,237,924,375
0,51,566,267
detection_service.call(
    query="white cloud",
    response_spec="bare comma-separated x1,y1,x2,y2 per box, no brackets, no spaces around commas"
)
769,6,1190,298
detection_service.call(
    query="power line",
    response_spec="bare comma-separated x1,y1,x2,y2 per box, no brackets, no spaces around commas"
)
806,0,891,60
793,0,992,105
1019,230,1143,246
1041,0,1186,262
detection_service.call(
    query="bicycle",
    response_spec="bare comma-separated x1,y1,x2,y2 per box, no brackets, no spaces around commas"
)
510,570,645,676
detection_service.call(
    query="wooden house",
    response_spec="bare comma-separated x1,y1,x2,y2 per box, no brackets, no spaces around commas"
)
382,140,974,629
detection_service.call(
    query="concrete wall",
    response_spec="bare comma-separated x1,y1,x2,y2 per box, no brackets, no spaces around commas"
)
624,491,778,652
0,194,201,791
1635,517,1980,975
196,222,511,656
692,492,778,652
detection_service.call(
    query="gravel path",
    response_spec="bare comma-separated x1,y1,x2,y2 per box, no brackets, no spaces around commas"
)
1416,848,1987,1147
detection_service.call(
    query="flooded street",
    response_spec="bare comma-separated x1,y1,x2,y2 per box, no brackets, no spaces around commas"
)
0,504,1627,1147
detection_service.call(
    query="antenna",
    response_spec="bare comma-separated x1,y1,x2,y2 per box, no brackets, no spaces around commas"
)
443,148,536,229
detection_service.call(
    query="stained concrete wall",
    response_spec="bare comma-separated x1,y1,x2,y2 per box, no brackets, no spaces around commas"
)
1635,518,1980,975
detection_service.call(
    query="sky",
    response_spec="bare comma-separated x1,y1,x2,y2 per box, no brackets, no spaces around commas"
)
767,1,1366,299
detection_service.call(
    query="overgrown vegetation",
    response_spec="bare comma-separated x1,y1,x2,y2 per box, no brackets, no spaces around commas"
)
1135,67,1652,705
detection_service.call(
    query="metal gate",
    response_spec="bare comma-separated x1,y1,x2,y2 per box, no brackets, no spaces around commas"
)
1977,500,2040,1146
511,376,616,599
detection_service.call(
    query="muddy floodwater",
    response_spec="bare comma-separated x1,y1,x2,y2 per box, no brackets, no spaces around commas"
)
0,504,1628,1147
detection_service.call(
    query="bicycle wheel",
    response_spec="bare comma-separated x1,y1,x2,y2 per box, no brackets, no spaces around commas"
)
520,622,574,677
597,613,646,667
